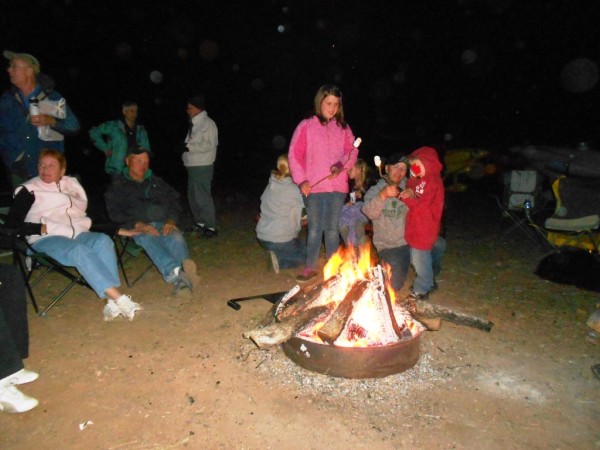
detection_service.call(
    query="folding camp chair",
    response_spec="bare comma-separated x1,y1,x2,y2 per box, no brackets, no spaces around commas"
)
4,233,92,316
498,170,545,245
530,176,600,253
114,236,156,288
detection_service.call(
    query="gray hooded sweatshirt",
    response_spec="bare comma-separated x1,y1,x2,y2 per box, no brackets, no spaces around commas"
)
256,174,304,243
362,178,408,251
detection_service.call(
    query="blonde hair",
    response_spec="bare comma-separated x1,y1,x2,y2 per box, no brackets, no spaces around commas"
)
272,154,291,180
352,158,369,191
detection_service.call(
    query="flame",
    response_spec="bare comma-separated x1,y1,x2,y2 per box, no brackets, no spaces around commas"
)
294,242,424,346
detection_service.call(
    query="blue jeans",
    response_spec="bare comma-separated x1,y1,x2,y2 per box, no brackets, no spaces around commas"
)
378,246,411,291
411,236,447,294
258,238,306,269
432,236,446,277
187,165,216,229
133,222,189,282
32,232,120,299
305,192,345,270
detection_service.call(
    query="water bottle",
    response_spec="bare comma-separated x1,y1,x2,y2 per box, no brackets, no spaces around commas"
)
29,98,40,117
523,199,532,220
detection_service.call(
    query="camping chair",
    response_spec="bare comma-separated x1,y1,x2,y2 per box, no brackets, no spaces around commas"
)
530,176,600,253
114,236,155,287
498,170,544,244
0,231,92,316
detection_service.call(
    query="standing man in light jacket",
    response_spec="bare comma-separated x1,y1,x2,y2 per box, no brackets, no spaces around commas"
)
0,51,80,187
89,101,151,175
183,95,218,238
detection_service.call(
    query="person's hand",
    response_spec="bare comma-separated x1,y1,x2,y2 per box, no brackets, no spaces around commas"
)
136,221,160,236
299,181,311,197
30,114,57,128
118,227,142,237
398,188,415,199
329,165,340,178
379,184,400,200
161,219,178,236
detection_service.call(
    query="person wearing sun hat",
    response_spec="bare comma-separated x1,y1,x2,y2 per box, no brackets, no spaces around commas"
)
0,50,80,186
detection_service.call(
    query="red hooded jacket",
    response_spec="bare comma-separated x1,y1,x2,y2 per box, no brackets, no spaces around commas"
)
401,146,444,250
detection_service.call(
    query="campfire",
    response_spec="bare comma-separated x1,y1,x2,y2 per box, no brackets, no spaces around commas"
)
243,244,493,379
277,245,424,348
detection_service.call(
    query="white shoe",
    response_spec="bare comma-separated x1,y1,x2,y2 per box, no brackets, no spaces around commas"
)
2,369,39,386
0,385,38,413
115,295,142,321
103,299,122,321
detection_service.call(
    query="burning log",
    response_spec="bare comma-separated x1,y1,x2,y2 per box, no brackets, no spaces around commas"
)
407,299,494,332
243,304,332,348
317,280,369,344
277,275,340,321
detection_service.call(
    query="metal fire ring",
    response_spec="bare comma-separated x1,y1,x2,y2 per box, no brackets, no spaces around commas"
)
281,330,422,379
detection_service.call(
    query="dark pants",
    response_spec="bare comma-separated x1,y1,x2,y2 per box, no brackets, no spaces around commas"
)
0,264,28,380
186,165,216,229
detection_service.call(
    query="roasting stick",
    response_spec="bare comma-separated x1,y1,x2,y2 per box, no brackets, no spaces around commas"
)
374,155,394,185
310,137,362,189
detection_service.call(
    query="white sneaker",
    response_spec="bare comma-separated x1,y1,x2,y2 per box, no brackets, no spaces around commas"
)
3,369,39,386
115,295,142,321
0,385,38,413
103,299,122,321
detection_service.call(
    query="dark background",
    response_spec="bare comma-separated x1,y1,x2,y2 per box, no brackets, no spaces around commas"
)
1,0,599,198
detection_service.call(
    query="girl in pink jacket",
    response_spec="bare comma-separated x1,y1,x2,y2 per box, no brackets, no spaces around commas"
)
288,84,358,282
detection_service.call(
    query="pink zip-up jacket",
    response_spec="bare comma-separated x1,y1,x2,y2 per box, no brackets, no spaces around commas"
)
288,116,357,194
16,175,92,244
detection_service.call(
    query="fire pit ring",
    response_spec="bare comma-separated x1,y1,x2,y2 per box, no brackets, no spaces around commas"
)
281,330,422,379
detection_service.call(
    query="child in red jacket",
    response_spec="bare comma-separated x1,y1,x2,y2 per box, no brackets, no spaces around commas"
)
399,146,445,299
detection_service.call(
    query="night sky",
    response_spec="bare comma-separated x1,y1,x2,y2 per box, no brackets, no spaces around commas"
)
2,0,599,194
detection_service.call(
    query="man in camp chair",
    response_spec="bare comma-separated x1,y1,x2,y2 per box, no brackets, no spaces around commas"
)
104,147,199,295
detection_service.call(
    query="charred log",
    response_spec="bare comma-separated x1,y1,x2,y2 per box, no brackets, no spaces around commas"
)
277,275,341,321
317,280,369,344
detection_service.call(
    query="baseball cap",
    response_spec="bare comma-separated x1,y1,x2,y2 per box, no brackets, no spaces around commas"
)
4,50,40,74
385,153,408,166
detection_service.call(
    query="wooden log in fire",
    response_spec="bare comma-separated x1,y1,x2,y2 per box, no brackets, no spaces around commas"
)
243,304,332,348
277,275,340,321
317,280,369,344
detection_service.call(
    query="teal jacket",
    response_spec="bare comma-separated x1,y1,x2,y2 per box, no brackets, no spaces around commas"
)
89,119,150,174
